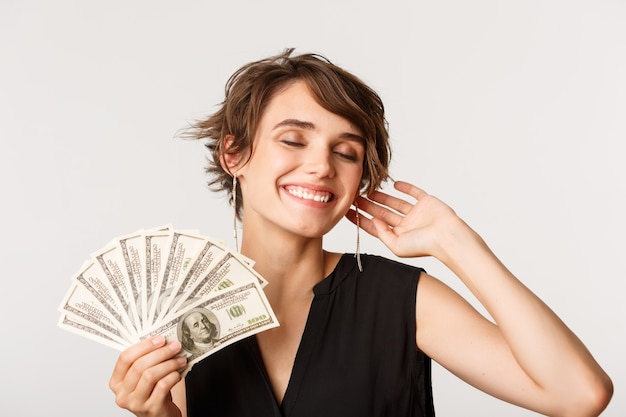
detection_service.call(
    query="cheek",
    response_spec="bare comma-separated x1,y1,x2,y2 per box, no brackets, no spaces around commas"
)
249,147,295,175
347,166,364,193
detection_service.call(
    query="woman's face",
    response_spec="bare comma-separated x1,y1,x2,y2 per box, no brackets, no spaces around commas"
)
236,80,365,240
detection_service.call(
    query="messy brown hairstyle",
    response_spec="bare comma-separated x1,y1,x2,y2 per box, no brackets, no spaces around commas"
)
183,48,391,217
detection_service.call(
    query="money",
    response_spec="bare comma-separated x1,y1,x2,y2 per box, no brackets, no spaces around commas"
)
58,226,279,373
146,281,278,375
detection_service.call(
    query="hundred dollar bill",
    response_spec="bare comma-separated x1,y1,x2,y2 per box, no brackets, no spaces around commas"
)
143,281,279,375
58,226,279,357
116,229,146,332
144,228,173,327
151,231,210,326
58,312,128,351
58,283,132,346
157,238,229,321
58,262,137,344
122,224,178,330
164,251,266,321
92,243,142,334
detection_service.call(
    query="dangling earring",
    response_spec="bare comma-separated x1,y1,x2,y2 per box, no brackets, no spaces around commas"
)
232,171,239,252
354,201,363,272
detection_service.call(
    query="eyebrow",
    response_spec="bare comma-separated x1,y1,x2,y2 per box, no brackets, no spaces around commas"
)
272,118,365,143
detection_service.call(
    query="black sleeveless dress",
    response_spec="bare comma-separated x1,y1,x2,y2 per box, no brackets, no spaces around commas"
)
185,254,435,417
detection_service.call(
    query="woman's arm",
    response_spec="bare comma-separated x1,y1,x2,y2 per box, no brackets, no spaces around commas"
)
171,380,187,417
350,181,613,417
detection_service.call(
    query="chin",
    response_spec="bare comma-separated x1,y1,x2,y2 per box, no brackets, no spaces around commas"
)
292,222,338,239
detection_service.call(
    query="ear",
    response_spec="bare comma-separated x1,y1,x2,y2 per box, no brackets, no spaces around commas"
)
219,135,244,175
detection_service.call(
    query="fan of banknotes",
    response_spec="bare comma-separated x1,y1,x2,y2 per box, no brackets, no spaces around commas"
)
58,225,279,373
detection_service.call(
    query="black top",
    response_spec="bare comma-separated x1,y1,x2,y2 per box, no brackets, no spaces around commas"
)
185,254,435,417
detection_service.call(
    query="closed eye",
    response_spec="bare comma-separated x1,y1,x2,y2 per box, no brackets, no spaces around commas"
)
333,142,362,162
280,139,305,147
334,151,358,161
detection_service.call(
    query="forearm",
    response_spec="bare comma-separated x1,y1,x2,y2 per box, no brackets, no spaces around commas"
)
171,380,187,417
435,217,612,412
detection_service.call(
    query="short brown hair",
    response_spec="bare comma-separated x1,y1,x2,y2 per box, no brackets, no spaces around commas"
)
183,48,391,217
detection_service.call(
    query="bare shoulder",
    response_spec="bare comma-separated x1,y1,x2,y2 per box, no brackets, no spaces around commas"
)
414,273,491,357
414,273,544,408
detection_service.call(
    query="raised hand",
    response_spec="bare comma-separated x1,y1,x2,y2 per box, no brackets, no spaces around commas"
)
110,336,186,417
347,181,466,259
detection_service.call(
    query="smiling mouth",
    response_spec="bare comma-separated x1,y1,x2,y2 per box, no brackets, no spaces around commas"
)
285,186,333,203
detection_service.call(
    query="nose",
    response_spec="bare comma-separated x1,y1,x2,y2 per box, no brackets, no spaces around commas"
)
305,147,335,179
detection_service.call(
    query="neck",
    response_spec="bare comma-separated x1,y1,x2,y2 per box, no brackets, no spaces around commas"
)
239,226,341,310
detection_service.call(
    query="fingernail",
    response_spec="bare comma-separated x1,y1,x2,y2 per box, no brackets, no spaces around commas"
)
152,335,165,346
169,341,181,352
177,356,187,366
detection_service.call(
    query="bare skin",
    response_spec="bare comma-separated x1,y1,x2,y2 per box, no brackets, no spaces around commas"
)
350,182,613,416
109,82,612,417
110,335,186,417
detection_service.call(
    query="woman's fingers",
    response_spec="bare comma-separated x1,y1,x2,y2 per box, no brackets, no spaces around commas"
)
111,336,171,388
365,191,413,217
111,336,166,389
127,355,185,408
393,180,428,201
125,340,183,389
110,335,186,413
349,181,460,259
357,195,403,227
364,181,427,217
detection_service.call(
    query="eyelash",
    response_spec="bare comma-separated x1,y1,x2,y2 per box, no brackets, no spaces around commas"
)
334,151,357,161
280,139,359,162
281,139,304,147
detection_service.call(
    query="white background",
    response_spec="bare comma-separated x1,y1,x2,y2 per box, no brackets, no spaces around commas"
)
1,1,624,416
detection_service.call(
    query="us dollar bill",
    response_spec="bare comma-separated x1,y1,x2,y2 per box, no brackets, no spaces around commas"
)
144,228,172,327
157,238,229,321
116,230,147,333
92,244,142,334
143,281,279,375
150,231,208,326
58,312,128,351
164,251,266,320
58,261,137,344
59,226,279,361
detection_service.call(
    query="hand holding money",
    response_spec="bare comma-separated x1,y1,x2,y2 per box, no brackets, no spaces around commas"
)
109,334,187,417
58,225,279,374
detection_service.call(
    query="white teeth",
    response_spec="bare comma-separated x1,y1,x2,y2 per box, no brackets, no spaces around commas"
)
287,187,331,203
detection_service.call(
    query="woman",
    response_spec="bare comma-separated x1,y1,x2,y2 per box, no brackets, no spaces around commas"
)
110,49,613,417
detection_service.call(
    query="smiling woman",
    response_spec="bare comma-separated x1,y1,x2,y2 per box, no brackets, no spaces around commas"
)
108,49,613,417
230,80,366,241
183,48,390,220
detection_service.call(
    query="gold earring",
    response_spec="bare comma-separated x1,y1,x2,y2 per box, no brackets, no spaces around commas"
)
354,201,363,272
232,171,239,252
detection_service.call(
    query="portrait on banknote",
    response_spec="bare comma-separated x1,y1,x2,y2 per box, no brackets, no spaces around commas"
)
178,308,220,355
